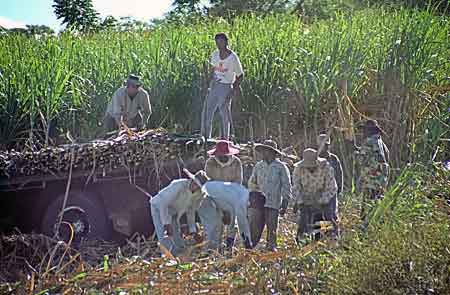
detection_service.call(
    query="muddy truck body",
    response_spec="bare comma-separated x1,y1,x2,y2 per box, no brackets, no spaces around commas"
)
0,130,207,242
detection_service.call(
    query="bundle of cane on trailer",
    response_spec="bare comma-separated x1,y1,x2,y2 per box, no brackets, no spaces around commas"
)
0,129,205,179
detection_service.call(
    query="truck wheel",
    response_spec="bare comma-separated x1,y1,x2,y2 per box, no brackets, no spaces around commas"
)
41,191,112,242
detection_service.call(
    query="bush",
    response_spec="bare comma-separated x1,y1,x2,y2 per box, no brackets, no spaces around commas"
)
328,165,450,294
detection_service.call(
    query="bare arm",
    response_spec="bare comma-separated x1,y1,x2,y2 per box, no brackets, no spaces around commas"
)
280,164,292,202
233,74,243,89
186,206,198,234
235,157,243,184
334,156,344,195
382,141,390,163
292,165,303,204
230,54,244,98
110,89,123,126
209,66,216,82
321,165,338,203
247,162,260,191
205,158,216,180
233,53,244,88
151,181,184,226
138,90,151,125
209,52,217,82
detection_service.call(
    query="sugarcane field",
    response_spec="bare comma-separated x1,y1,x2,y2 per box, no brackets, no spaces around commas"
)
0,0,450,294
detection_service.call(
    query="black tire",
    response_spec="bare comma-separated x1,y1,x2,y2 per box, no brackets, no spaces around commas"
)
41,190,112,241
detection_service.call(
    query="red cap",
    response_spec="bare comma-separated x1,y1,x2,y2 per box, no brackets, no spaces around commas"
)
207,140,240,156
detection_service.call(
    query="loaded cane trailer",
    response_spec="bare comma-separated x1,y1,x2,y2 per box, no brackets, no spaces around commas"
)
0,130,205,243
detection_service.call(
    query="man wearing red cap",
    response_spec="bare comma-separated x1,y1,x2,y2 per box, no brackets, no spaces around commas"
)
205,140,243,249
205,140,243,184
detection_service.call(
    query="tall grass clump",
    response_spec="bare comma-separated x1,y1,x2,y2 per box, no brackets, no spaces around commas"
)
0,7,448,167
327,164,450,294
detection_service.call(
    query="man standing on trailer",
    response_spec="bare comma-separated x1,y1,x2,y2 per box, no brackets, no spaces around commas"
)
201,33,244,139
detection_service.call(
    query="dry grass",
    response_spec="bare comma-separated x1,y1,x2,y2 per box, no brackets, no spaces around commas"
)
0,207,346,294
1,164,449,294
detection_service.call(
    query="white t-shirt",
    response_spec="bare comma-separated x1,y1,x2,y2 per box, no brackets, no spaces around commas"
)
210,50,244,84
201,181,251,243
150,179,203,233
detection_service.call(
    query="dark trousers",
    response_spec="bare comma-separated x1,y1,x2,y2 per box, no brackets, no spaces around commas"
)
297,201,339,240
324,196,339,236
297,205,320,238
248,207,279,249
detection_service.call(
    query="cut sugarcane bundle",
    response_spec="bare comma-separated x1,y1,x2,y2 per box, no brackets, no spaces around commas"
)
0,131,300,180
0,129,205,179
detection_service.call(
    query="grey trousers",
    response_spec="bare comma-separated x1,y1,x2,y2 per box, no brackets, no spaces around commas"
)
151,205,185,256
323,196,339,236
248,207,279,249
197,197,224,251
296,201,340,239
201,81,233,139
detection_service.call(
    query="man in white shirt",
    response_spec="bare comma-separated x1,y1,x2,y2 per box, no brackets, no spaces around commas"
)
197,181,252,251
201,33,244,139
150,170,209,256
104,74,152,131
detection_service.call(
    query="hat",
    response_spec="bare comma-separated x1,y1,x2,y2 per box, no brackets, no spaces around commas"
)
125,74,142,87
208,140,240,156
255,140,283,156
297,148,326,168
183,169,210,187
360,119,382,134
317,134,331,146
